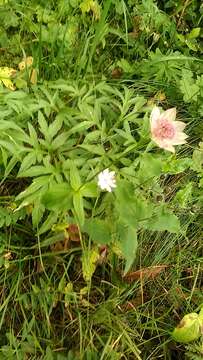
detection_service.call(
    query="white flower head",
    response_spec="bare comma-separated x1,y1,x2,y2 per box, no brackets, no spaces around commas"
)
98,169,116,192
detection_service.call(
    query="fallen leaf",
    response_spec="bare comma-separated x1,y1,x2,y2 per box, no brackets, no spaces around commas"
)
68,224,80,242
111,67,122,79
50,238,69,252
123,265,169,282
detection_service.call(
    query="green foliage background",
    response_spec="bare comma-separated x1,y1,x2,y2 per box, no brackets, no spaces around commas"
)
0,0,202,358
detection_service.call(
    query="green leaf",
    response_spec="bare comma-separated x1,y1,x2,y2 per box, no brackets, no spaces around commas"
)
144,208,180,234
32,201,45,228
69,161,81,191
42,183,72,211
187,28,200,39
38,111,49,137
138,153,163,182
18,165,52,177
115,180,152,227
18,152,37,174
185,39,198,52
73,191,84,226
51,132,69,150
82,248,100,283
163,157,192,174
67,120,94,135
16,176,51,201
191,145,203,172
179,69,199,102
38,212,58,235
80,182,98,197
48,115,63,139
174,182,193,209
117,223,138,274
79,144,105,155
172,313,201,343
83,218,112,244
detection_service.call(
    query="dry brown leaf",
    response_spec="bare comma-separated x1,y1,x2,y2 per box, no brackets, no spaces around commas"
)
111,67,122,79
123,265,169,282
68,224,80,242
50,238,69,253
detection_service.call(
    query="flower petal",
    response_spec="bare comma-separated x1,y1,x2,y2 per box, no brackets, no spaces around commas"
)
162,142,175,153
160,108,176,123
150,107,161,129
174,121,186,131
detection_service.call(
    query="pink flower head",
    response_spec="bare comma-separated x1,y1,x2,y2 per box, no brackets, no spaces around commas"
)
150,107,188,153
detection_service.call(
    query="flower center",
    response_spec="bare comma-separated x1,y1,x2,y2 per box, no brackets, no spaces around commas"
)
154,119,175,140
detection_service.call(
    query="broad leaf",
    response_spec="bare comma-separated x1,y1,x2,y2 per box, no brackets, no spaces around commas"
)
83,218,112,244
80,182,98,197
42,183,72,211
115,180,152,227
117,223,138,274
144,208,180,234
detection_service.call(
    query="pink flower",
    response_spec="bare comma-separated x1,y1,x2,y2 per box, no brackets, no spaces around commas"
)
150,107,188,153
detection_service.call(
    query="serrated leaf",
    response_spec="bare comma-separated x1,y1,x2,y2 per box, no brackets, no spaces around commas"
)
163,157,192,174
79,144,105,155
51,132,69,150
67,121,94,135
83,218,112,244
174,182,193,208
138,153,162,182
48,115,63,139
42,183,72,211
144,208,180,234
180,69,199,102
73,191,84,226
16,176,51,201
32,201,45,228
69,161,81,191
117,223,138,274
18,165,52,177
18,152,37,173
38,111,49,137
115,180,153,227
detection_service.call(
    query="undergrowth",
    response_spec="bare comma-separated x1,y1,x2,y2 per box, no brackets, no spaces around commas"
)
0,0,202,359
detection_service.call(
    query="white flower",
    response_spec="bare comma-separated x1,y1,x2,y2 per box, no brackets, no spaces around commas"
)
98,169,116,192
